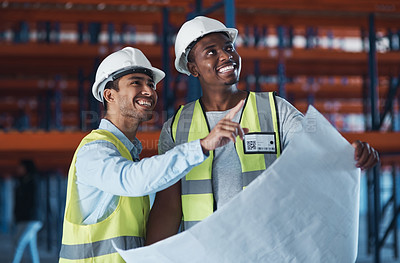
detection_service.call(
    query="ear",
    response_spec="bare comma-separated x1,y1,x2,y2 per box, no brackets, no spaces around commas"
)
103,89,115,104
187,62,200,77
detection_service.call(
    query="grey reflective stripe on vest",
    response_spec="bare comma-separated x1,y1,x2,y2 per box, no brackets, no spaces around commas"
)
183,220,201,230
181,177,213,195
59,236,144,260
255,92,278,178
175,101,196,144
176,93,279,191
175,102,213,198
243,170,264,187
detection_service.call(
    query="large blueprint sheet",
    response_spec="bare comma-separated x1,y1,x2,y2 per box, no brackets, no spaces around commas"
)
115,106,361,263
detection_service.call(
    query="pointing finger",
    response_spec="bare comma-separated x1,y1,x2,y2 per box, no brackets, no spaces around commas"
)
224,100,245,121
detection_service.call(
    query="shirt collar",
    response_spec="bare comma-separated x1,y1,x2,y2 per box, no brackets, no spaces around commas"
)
98,119,142,157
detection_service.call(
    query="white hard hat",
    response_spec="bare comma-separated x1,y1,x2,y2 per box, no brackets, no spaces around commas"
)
174,16,238,76
92,47,165,102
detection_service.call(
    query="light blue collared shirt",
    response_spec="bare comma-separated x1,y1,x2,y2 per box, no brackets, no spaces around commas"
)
74,119,207,225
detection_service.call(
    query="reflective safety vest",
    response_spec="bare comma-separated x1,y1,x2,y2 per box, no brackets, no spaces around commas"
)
171,92,281,230
59,129,149,263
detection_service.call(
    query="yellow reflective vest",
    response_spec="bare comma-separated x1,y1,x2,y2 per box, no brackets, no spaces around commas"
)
171,92,281,230
59,129,149,262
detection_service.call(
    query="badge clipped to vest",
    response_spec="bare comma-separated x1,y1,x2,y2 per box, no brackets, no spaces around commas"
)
243,132,277,154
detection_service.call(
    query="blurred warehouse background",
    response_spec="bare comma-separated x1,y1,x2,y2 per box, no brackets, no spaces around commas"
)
0,0,400,262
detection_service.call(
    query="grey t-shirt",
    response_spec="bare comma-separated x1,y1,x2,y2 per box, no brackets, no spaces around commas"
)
158,95,304,209
205,109,243,208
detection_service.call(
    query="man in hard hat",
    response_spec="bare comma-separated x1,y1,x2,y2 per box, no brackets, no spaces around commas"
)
59,47,248,262
145,16,379,244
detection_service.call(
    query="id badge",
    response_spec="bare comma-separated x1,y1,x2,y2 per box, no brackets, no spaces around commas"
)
243,132,277,154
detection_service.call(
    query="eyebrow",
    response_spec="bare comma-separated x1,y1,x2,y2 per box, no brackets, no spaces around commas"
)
202,44,216,52
127,76,154,83
202,41,233,52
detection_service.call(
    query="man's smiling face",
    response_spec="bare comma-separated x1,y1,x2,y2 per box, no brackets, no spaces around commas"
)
114,72,158,122
187,32,240,88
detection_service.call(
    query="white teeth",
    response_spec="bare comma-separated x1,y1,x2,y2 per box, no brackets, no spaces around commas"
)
218,65,234,73
137,100,151,106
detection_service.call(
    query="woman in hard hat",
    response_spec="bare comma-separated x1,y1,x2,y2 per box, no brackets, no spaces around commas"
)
59,47,248,263
146,16,379,244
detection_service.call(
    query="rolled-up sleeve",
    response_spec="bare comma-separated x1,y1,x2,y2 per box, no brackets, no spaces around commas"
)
75,139,207,197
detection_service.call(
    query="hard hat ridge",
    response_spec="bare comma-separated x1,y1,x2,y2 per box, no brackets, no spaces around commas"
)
92,47,165,102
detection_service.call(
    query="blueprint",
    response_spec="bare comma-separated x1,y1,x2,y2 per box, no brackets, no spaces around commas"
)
114,106,360,263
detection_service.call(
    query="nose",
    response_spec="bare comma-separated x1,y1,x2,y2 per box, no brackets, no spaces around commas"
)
219,50,233,61
141,84,155,96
